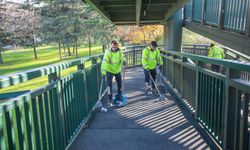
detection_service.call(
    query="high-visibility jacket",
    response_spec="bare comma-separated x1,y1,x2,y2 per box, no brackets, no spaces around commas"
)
101,48,125,75
142,46,163,70
208,45,225,59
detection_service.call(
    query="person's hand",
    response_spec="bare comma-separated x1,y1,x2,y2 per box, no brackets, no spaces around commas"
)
158,65,162,70
123,60,126,66
101,71,106,78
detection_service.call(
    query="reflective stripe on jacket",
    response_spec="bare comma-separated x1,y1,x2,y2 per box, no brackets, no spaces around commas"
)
208,46,225,59
142,46,163,70
101,48,125,75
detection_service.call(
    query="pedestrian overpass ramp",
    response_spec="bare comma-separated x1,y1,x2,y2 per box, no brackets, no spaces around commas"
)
69,67,212,150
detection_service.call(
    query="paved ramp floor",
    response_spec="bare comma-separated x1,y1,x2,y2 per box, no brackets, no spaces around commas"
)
69,68,211,150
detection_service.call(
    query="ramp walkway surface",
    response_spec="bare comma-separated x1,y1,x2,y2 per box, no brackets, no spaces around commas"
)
69,68,211,150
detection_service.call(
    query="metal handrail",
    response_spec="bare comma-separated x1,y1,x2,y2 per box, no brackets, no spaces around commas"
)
182,44,250,62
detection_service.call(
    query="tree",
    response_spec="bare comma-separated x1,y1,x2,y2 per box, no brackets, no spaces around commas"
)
0,1,41,63
113,25,163,45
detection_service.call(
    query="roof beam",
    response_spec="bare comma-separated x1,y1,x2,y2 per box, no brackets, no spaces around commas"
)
85,0,112,23
184,20,250,56
113,20,162,25
136,0,142,25
163,0,187,21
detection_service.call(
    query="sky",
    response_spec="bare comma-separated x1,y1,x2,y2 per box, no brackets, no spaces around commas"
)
5,0,29,4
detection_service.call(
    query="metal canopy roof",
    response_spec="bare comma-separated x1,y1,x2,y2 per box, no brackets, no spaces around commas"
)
85,0,188,25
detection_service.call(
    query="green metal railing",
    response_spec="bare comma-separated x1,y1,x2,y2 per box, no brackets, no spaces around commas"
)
0,48,142,150
182,44,250,82
160,49,250,150
184,0,249,32
182,44,250,62
123,45,250,149
0,54,104,150
1,44,250,150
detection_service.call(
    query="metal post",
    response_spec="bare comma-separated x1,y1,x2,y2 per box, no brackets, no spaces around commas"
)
181,57,188,96
48,70,66,149
194,61,205,118
48,72,59,83
91,57,100,92
78,63,89,115
223,68,241,149
132,46,135,67
163,22,168,50
191,0,194,21
102,45,105,53
246,0,250,36
166,9,183,52
218,0,225,29
201,0,206,24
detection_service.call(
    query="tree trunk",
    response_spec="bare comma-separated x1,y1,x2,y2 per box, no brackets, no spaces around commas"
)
75,37,78,58
33,38,37,59
68,47,71,56
63,42,66,59
73,45,75,54
0,48,3,64
102,45,105,53
58,42,62,60
88,37,91,56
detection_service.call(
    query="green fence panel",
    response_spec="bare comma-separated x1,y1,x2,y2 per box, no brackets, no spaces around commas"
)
86,65,99,111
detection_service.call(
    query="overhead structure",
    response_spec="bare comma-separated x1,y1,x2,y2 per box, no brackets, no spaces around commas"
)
85,0,188,25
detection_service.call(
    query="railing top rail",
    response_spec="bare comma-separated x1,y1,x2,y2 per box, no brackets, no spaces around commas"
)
161,50,250,72
0,80,57,112
182,44,250,62
0,54,104,89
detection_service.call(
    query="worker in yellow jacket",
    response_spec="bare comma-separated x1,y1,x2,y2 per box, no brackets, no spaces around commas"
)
142,41,163,95
101,40,125,105
208,44,225,73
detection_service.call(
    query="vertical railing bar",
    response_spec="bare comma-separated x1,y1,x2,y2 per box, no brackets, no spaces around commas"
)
44,91,53,150
218,0,225,29
233,89,240,150
38,95,47,150
210,77,215,133
214,78,219,139
201,0,206,24
23,98,33,150
242,92,249,150
31,97,41,150
0,113,6,150
3,109,14,150
14,102,23,150
245,0,250,36
208,75,211,131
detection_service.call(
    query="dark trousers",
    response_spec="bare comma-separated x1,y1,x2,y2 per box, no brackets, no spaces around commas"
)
143,68,157,89
211,64,220,73
106,72,122,100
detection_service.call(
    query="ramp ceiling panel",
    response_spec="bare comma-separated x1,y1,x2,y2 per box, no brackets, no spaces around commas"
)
85,0,188,25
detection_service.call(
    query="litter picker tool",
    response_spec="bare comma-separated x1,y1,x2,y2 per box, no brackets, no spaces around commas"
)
114,66,128,107
94,76,108,112
149,71,166,101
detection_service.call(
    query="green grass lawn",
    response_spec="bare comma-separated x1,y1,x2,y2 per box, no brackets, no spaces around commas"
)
0,44,102,94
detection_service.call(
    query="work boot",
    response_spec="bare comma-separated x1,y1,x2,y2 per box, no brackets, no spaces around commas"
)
145,82,152,96
152,88,159,96
107,94,113,106
117,93,123,101
107,99,113,107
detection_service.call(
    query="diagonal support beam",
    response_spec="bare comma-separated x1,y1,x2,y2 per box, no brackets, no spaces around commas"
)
136,0,142,25
162,0,188,22
85,0,112,23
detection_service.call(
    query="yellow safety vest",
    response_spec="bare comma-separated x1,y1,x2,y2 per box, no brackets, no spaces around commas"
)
142,47,163,70
208,46,225,59
101,48,125,75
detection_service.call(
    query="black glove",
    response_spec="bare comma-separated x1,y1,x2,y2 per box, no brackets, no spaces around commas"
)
123,60,127,66
158,65,162,70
